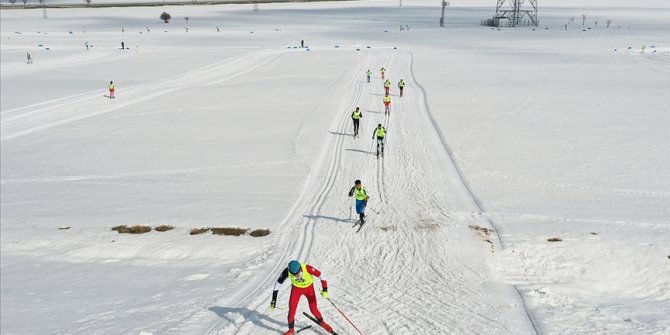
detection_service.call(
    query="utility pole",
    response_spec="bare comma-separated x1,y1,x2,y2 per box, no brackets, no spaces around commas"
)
41,0,47,19
440,1,449,27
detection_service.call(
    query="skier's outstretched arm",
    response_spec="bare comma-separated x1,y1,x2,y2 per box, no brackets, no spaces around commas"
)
270,268,289,309
347,186,355,197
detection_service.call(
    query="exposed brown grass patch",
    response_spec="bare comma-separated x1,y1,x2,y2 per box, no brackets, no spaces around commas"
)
154,225,174,232
58,226,71,230
190,227,210,235
547,237,563,242
210,227,248,236
112,225,151,234
469,225,494,253
249,228,271,237
590,232,598,235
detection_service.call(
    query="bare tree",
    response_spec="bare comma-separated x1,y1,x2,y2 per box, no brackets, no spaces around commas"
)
606,19,612,28
582,13,587,26
84,0,91,6
22,0,27,8
9,0,17,5
160,12,171,23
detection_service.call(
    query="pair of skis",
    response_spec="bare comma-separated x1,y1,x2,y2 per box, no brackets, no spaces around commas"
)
376,148,384,159
303,312,339,335
352,218,366,233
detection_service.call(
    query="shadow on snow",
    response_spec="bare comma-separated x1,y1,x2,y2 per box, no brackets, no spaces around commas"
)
208,306,285,333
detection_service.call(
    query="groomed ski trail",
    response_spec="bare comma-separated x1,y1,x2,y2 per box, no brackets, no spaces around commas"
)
282,50,536,334
174,49,537,334
167,51,382,335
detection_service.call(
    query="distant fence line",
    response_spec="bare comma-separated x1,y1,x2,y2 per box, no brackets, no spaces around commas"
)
1,0,356,9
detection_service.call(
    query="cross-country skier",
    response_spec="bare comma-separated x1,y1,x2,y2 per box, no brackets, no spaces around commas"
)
26,52,32,64
384,79,391,94
366,69,372,83
270,260,333,335
351,107,362,137
372,124,387,157
383,93,391,115
348,179,369,224
108,81,115,99
398,79,405,97
380,67,386,80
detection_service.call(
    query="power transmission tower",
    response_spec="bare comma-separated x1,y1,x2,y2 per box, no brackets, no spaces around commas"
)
495,0,538,27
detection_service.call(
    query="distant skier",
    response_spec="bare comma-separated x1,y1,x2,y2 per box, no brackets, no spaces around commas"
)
85,41,90,50
366,69,372,83
398,79,405,97
380,67,386,80
351,107,362,137
270,260,333,335
383,93,391,115
348,179,369,224
372,124,387,157
301,40,304,48
384,79,391,94
121,41,125,50
26,52,32,64
216,26,220,32
108,81,115,99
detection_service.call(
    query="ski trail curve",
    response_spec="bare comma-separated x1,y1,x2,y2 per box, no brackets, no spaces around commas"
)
1,49,283,142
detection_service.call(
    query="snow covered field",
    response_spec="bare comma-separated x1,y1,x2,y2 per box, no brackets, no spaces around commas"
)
2,1,669,334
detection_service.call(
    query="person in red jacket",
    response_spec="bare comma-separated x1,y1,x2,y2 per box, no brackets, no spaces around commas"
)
271,260,333,335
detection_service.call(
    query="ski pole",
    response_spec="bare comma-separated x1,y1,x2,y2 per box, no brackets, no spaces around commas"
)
325,298,365,335
369,138,375,155
367,206,380,214
349,198,353,222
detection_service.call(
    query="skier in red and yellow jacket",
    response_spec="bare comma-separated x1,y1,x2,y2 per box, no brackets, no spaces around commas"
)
271,260,333,335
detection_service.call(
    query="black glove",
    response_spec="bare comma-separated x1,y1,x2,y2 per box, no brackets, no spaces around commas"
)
270,290,278,310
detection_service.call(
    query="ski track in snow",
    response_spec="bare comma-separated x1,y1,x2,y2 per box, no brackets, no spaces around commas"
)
0,49,283,142
180,49,537,334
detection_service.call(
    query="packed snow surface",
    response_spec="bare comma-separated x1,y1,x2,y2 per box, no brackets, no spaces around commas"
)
1,1,669,334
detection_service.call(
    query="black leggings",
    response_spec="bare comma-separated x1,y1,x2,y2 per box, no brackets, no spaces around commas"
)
353,119,360,133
